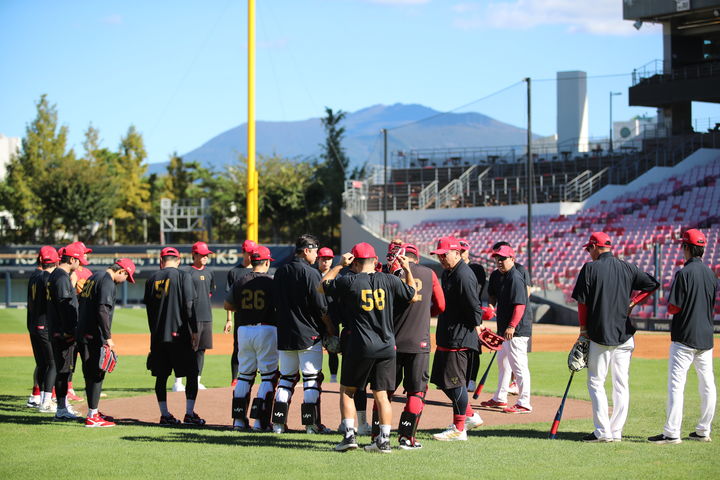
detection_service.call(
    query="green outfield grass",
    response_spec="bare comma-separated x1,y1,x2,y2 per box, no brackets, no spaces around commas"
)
0,343,718,478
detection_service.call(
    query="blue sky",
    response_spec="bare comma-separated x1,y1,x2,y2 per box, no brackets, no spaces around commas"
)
1,0,718,164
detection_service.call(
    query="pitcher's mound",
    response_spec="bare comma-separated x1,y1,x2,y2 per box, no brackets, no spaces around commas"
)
97,383,592,431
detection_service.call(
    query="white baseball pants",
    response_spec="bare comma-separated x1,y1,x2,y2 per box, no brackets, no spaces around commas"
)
275,343,323,404
587,337,634,441
493,336,532,409
663,341,716,438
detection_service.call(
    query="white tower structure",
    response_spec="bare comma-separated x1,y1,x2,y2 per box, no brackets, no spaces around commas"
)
557,71,589,153
0,134,21,180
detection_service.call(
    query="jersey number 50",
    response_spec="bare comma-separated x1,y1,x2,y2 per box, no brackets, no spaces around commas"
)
360,288,386,311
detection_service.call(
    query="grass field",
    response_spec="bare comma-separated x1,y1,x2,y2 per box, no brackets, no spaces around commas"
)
1,309,718,479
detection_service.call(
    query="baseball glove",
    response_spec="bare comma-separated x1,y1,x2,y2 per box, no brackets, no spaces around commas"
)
478,328,504,351
322,335,341,354
567,336,589,372
99,344,118,373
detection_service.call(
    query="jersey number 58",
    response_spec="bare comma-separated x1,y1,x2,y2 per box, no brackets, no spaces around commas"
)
360,288,386,311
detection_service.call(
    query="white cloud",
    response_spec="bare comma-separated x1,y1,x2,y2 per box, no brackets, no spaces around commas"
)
452,0,660,36
101,14,123,25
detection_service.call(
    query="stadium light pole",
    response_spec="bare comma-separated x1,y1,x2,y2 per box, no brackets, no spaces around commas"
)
525,77,533,284
609,91,621,153
246,0,258,242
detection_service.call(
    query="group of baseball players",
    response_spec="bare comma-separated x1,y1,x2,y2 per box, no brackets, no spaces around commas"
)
24,228,716,448
25,241,136,427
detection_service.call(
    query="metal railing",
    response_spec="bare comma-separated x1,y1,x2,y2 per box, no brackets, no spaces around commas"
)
419,180,438,209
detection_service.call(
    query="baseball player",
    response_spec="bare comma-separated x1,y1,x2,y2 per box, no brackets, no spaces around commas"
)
27,246,59,412
320,243,416,453
66,240,93,403
649,229,717,444
270,234,335,434
144,247,204,426
480,245,533,413
224,245,278,431
46,243,85,419
390,243,445,449
458,239,486,393
317,247,340,383
225,239,258,386
487,241,529,395
173,241,216,392
77,258,136,427
571,232,659,442
429,237,484,441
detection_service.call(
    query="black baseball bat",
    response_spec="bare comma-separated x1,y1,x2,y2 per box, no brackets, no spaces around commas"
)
472,351,497,399
548,371,575,439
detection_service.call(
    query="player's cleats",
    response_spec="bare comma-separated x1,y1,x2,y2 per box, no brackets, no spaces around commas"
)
172,381,186,392
503,404,531,414
306,423,333,434
334,432,359,452
272,423,285,434
159,414,181,425
183,412,206,425
433,425,467,441
39,401,57,413
582,432,612,443
55,406,79,420
27,395,41,408
364,435,392,453
97,412,114,421
479,399,507,409
85,414,116,428
689,432,711,442
398,436,422,450
465,412,484,430
508,381,519,395
356,422,372,435
648,434,681,444
67,389,84,402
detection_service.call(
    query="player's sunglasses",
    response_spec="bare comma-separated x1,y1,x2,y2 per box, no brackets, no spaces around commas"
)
494,256,508,261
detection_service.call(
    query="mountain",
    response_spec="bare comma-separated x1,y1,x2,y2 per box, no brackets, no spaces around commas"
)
147,103,536,174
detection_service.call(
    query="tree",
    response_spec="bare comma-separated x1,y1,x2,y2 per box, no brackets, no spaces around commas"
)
112,126,151,243
0,95,74,242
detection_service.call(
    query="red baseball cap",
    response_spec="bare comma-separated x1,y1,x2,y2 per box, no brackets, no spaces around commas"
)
160,247,180,257
681,229,706,247
62,243,85,262
192,241,213,255
430,236,461,255
318,247,334,258
69,241,91,265
115,258,136,283
352,242,377,259
491,245,515,258
402,243,419,256
583,232,612,249
251,245,274,261
38,246,60,264
458,239,470,251
242,239,257,253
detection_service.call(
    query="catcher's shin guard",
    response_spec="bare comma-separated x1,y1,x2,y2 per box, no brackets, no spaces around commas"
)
371,406,380,441
300,402,319,426
232,396,249,421
252,370,279,429
397,411,420,439
231,372,255,423
271,401,289,426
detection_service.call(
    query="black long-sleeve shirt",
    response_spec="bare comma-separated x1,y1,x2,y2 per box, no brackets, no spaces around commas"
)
436,261,483,350
77,271,117,343
47,268,79,337
144,267,197,344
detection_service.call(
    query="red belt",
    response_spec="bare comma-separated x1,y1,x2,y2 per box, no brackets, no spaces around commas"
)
436,346,468,352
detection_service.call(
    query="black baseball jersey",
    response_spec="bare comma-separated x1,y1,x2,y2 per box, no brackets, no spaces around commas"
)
468,262,487,300
226,264,252,292
27,269,50,330
273,257,328,350
436,261,483,350
571,252,659,346
393,263,436,353
488,262,531,302
495,266,532,337
77,271,116,343
143,267,197,344
226,272,275,326
668,257,717,350
46,268,79,336
187,266,215,323
323,271,415,358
